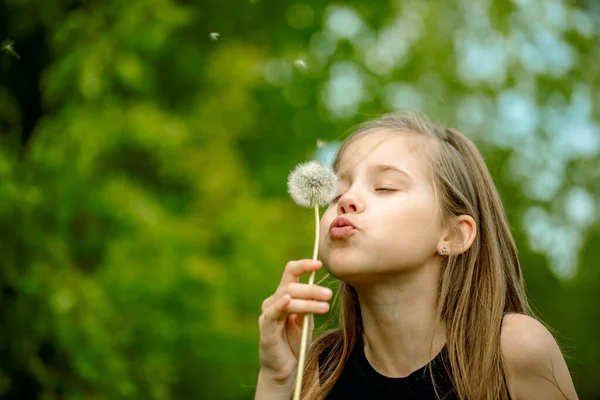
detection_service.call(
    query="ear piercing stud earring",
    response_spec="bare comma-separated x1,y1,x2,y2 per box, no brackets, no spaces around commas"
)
438,247,448,256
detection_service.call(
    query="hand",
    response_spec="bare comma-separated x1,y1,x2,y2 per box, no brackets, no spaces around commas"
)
257,260,333,386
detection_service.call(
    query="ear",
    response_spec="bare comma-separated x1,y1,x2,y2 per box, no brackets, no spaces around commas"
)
437,215,477,256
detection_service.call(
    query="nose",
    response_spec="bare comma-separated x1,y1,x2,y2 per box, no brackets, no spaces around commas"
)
337,191,363,214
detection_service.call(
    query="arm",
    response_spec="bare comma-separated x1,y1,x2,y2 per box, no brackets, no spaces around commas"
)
254,370,293,400
255,260,331,400
501,314,579,400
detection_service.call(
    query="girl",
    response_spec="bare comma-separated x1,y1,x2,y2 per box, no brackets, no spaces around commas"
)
256,111,578,399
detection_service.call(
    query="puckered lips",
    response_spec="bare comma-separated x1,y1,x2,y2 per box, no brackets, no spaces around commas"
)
329,216,358,239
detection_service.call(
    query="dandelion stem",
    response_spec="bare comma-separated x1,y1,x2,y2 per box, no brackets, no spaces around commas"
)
293,202,320,400
311,202,320,262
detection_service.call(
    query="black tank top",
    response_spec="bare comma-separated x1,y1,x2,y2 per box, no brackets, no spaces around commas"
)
320,340,457,399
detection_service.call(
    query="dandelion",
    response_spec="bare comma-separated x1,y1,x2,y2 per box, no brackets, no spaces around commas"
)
287,161,337,400
288,161,337,207
1,39,20,59
209,32,220,41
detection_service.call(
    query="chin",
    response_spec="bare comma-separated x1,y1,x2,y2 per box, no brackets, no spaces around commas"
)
322,250,367,279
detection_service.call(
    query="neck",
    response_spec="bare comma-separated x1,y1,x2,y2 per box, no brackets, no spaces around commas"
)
353,260,446,378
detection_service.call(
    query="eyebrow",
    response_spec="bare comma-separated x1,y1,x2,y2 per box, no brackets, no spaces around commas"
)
338,163,413,181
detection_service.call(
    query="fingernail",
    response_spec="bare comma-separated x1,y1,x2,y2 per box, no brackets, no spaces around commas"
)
318,302,329,311
321,288,332,297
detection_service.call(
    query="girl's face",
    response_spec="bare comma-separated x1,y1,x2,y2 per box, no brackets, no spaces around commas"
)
319,129,445,283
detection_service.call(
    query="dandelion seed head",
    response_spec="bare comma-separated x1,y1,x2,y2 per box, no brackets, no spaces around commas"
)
210,32,220,41
287,161,338,207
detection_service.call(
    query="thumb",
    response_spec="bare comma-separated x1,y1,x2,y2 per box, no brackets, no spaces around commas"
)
292,313,314,330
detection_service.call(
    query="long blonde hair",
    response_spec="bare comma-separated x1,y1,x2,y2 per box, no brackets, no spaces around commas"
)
298,111,531,399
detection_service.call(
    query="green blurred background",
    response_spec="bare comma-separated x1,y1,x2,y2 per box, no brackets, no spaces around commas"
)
1,0,599,399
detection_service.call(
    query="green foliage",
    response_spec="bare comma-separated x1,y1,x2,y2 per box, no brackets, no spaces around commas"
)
0,0,599,398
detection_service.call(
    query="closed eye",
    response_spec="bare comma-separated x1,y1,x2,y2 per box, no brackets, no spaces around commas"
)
331,188,396,203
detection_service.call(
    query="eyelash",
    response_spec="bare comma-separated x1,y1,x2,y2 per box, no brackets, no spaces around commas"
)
375,188,396,192
331,188,397,202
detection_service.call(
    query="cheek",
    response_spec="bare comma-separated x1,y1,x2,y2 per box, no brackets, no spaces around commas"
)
388,195,440,235
320,206,336,229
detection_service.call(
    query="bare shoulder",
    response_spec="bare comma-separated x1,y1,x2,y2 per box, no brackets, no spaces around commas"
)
501,313,578,400
501,314,557,368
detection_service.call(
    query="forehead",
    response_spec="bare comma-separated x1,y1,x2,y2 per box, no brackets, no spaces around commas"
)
337,129,433,180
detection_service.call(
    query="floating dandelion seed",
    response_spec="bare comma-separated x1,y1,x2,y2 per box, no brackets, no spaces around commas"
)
294,59,307,70
287,161,337,400
1,39,20,59
209,32,220,41
316,139,328,149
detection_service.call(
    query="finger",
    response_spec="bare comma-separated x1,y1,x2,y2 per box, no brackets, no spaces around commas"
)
262,281,331,315
262,293,292,324
259,294,293,349
285,299,330,315
262,297,329,326
289,313,301,329
261,261,326,315
290,312,314,331
276,282,333,302
278,259,323,289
